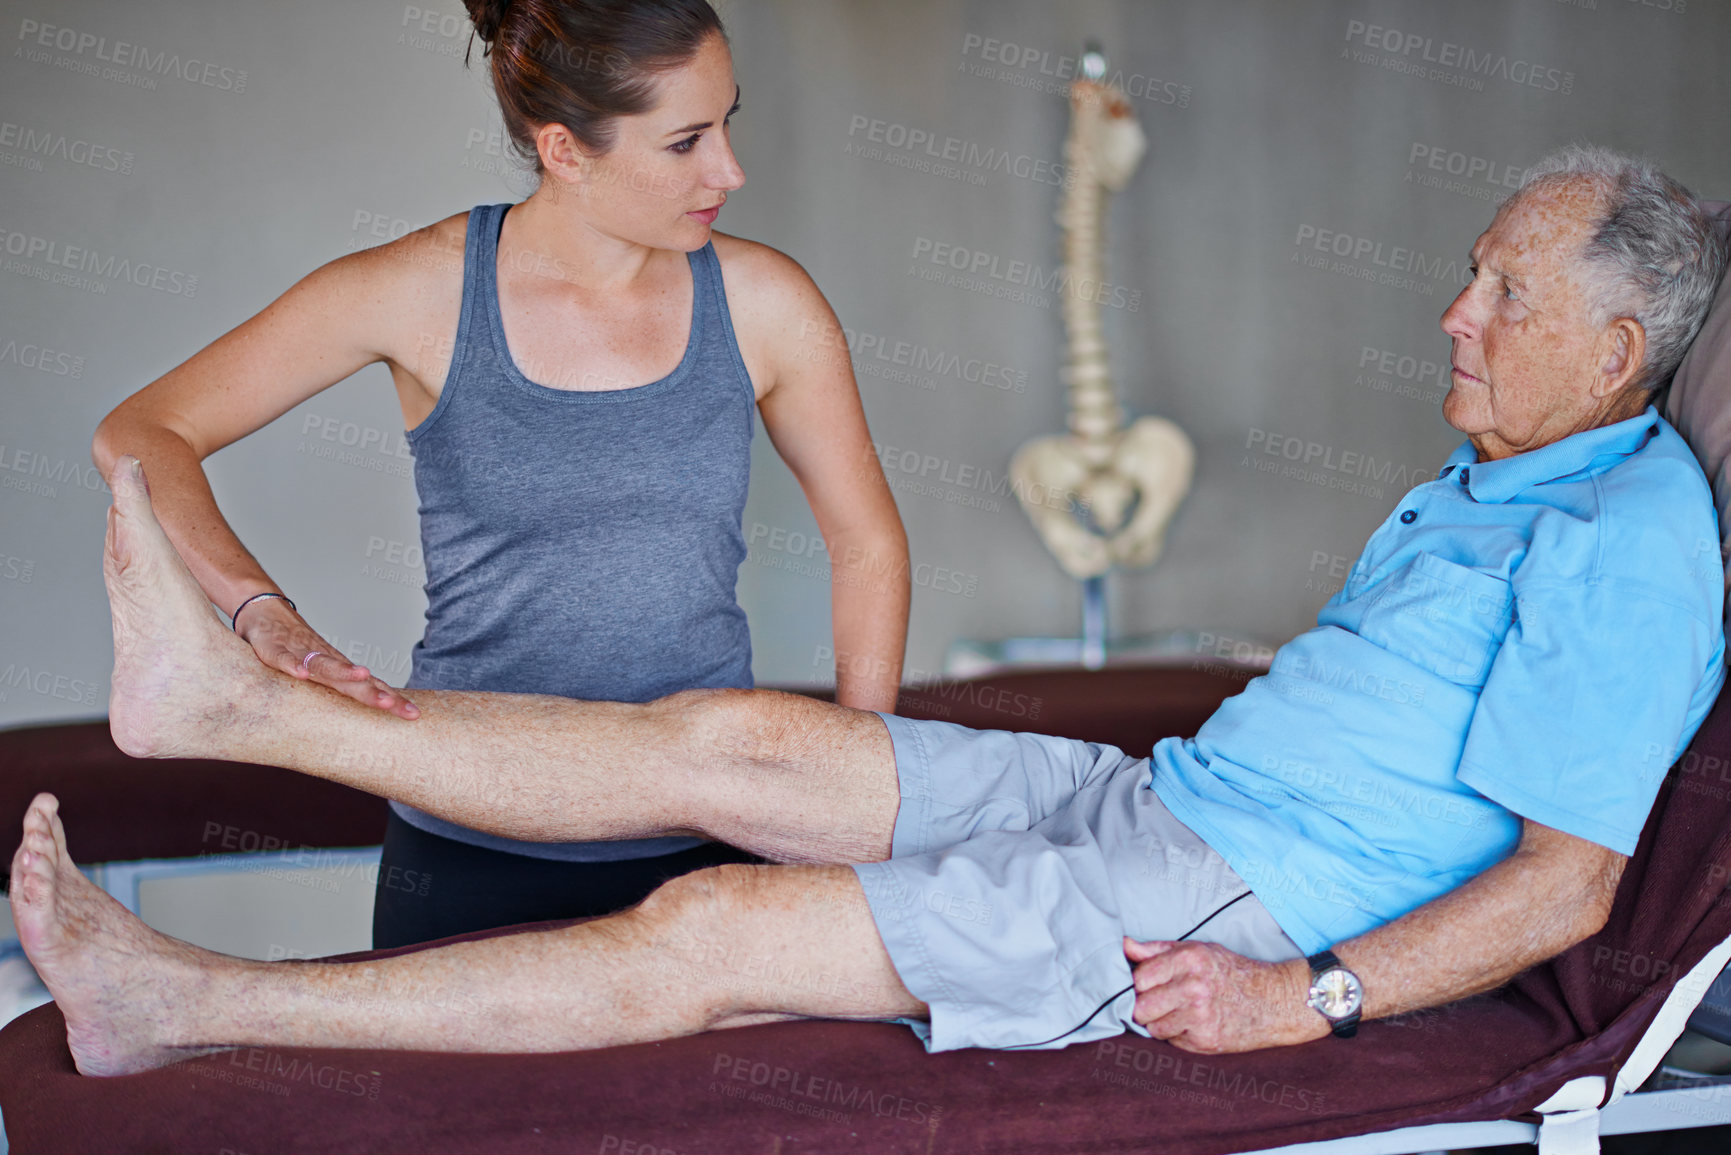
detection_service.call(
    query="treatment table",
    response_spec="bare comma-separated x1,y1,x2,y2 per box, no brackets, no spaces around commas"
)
3,663,1731,1153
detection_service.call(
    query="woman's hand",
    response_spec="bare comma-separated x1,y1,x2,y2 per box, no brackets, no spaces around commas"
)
233,595,420,719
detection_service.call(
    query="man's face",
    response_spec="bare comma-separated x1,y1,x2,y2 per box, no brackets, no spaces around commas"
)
1439,183,1630,461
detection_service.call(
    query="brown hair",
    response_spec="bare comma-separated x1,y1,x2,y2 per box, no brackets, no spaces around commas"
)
463,0,727,170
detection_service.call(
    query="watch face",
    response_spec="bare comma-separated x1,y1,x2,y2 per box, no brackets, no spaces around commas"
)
1308,967,1363,1019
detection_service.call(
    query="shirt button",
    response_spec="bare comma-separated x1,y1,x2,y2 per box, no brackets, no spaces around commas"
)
1459,468,1470,484
1400,510,1417,524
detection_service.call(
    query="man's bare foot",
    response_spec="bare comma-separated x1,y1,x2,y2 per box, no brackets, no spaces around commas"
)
103,455,267,759
9,793,216,1075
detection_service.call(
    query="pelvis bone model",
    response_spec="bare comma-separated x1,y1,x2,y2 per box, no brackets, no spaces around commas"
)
1010,70,1195,581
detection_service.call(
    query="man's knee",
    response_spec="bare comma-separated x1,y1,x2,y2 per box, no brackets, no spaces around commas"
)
632,864,785,1017
638,861,767,919
652,688,759,747
657,687,835,770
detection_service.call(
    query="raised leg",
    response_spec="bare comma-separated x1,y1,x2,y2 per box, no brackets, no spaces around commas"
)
103,457,900,864
9,793,924,1076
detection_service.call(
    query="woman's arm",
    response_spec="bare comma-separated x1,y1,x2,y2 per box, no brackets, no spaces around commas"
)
91,220,464,717
716,238,909,712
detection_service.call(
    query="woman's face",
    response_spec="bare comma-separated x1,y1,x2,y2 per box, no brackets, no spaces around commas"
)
542,32,746,251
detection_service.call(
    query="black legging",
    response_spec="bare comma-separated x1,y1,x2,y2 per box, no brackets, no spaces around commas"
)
371,810,764,949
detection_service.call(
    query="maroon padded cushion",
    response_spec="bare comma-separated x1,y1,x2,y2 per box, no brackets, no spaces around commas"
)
3,666,1729,1154
0,720,388,865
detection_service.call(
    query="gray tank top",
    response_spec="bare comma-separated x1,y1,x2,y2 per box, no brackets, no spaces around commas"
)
395,202,756,861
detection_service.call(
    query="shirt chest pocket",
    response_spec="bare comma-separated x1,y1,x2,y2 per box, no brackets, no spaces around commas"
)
1350,551,1515,688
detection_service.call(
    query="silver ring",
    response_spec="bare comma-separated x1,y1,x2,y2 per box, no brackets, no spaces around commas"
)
300,650,326,670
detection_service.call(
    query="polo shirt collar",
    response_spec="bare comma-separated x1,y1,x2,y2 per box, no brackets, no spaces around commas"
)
1447,405,1660,504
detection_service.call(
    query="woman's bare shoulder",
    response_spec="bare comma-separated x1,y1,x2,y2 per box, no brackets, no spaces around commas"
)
709,231,814,290
344,210,471,297
708,231,833,325
707,232,847,399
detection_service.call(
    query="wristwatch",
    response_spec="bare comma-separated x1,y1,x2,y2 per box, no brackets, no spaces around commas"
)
1305,950,1363,1038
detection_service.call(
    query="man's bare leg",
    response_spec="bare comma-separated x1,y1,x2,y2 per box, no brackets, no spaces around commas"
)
103,457,900,864
10,793,925,1076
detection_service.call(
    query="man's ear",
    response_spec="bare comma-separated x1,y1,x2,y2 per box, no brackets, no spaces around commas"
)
1592,317,1648,398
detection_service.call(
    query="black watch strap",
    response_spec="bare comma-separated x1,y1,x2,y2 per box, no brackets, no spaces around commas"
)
1306,949,1341,975
1305,950,1361,1039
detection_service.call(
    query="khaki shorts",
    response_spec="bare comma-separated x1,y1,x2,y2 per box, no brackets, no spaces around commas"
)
853,713,1301,1053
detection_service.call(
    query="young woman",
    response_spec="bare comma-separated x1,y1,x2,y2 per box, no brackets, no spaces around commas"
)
91,0,909,949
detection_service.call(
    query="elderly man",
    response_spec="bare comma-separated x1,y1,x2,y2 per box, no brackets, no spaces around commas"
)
10,146,1729,1075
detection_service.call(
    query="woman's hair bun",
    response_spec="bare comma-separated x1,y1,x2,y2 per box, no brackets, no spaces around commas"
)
464,0,513,46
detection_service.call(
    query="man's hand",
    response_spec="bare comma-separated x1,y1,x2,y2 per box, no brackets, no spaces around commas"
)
1122,820,1626,1054
1124,938,1327,1053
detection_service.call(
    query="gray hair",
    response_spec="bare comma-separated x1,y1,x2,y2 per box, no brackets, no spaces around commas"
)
1507,144,1727,395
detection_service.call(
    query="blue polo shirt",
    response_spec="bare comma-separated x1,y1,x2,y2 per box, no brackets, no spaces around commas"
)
1151,406,1725,955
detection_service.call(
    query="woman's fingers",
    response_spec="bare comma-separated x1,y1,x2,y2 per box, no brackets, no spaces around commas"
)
239,606,420,719
374,679,421,719
301,652,420,718
350,670,420,719
301,655,406,711
299,650,370,682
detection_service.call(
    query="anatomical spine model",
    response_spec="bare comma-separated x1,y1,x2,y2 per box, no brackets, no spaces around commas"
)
1010,68,1194,581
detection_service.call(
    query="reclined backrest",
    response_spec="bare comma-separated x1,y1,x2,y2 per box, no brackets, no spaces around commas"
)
1662,199,1731,634
1534,194,1731,1057
1651,198,1731,1046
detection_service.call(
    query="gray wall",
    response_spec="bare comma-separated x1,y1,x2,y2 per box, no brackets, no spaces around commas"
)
0,0,1723,728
